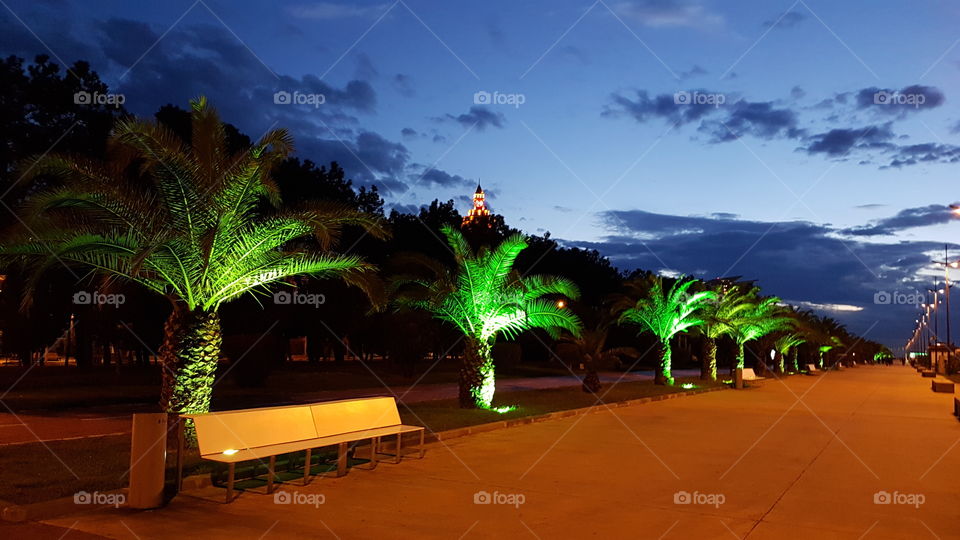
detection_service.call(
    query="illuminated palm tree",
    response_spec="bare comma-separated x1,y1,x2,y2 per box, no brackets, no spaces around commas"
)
395,225,582,409
774,333,806,373
615,276,714,385
698,285,752,381
4,97,385,420
729,291,792,371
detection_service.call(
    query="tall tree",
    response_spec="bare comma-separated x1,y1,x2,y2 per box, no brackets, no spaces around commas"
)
2,97,386,422
697,285,751,381
394,225,582,409
729,291,792,372
614,276,714,385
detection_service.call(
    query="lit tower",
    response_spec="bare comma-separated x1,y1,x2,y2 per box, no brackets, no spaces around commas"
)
462,183,491,227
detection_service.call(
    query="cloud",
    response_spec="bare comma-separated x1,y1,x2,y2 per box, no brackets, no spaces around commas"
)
790,86,806,100
801,124,895,156
700,100,803,142
438,105,506,131
763,11,805,29
286,3,390,19
562,208,955,346
678,65,708,80
611,0,724,28
843,204,960,236
855,85,945,116
413,168,475,188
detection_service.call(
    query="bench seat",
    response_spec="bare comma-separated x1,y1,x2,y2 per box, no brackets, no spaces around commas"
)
200,424,425,463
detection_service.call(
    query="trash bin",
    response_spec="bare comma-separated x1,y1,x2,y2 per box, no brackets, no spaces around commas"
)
128,413,167,509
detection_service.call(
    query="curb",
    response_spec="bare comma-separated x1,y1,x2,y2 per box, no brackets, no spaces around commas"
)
2,384,729,522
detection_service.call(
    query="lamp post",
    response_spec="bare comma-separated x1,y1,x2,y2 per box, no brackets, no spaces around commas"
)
932,245,958,349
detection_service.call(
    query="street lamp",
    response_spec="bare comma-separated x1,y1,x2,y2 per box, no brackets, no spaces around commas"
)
932,244,959,349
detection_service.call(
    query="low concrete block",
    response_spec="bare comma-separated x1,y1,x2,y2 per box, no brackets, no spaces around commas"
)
932,379,955,393
922,370,936,378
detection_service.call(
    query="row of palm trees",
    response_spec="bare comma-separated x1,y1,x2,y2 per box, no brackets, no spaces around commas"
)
0,99,876,419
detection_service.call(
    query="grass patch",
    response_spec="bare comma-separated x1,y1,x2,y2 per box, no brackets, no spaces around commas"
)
400,377,725,433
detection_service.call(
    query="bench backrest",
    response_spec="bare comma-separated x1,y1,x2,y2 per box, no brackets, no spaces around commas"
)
188,405,318,457
742,368,757,380
806,364,817,371
311,396,401,438
185,396,403,456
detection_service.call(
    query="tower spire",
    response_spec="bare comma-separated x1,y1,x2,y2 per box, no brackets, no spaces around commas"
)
462,181,491,227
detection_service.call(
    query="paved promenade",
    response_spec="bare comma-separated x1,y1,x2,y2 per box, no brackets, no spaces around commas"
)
44,366,960,538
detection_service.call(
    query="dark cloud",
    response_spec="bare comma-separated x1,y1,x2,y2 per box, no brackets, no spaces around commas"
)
563,208,955,346
801,124,895,156
400,127,418,139
790,86,806,100
604,89,721,125
414,168,475,188
855,85,945,116
843,204,960,236
353,52,378,81
700,100,803,142
438,105,506,131
763,11,805,29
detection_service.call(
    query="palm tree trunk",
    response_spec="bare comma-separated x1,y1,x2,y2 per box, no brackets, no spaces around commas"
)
460,337,496,409
655,340,674,385
790,348,799,371
776,351,785,374
736,342,746,370
159,305,223,422
701,338,717,381
582,354,601,393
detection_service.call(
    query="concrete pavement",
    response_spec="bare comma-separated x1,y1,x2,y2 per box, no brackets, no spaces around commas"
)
44,366,960,539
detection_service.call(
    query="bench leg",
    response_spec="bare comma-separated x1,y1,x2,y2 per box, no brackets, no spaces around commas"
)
226,463,235,504
337,442,347,477
267,455,276,494
419,429,425,459
370,437,378,469
303,448,312,486
395,433,402,464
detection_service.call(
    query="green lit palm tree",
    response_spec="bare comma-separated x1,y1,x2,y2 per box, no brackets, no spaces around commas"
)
773,333,806,373
615,276,714,385
3,97,385,419
729,291,792,371
698,285,752,381
395,225,582,409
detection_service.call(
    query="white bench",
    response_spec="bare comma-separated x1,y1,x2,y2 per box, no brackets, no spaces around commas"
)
181,396,425,502
742,368,765,381
806,364,818,373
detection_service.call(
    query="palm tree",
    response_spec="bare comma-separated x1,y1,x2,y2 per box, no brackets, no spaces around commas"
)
615,276,714,385
560,317,638,393
698,285,752,381
729,291,792,372
3,97,386,420
394,225,582,409
773,333,805,373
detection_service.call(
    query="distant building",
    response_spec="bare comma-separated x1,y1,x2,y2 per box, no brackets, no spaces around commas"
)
461,183,491,228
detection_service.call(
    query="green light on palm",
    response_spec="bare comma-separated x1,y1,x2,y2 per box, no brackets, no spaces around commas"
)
729,290,792,370
5,97,385,421
397,226,582,409
616,276,714,385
